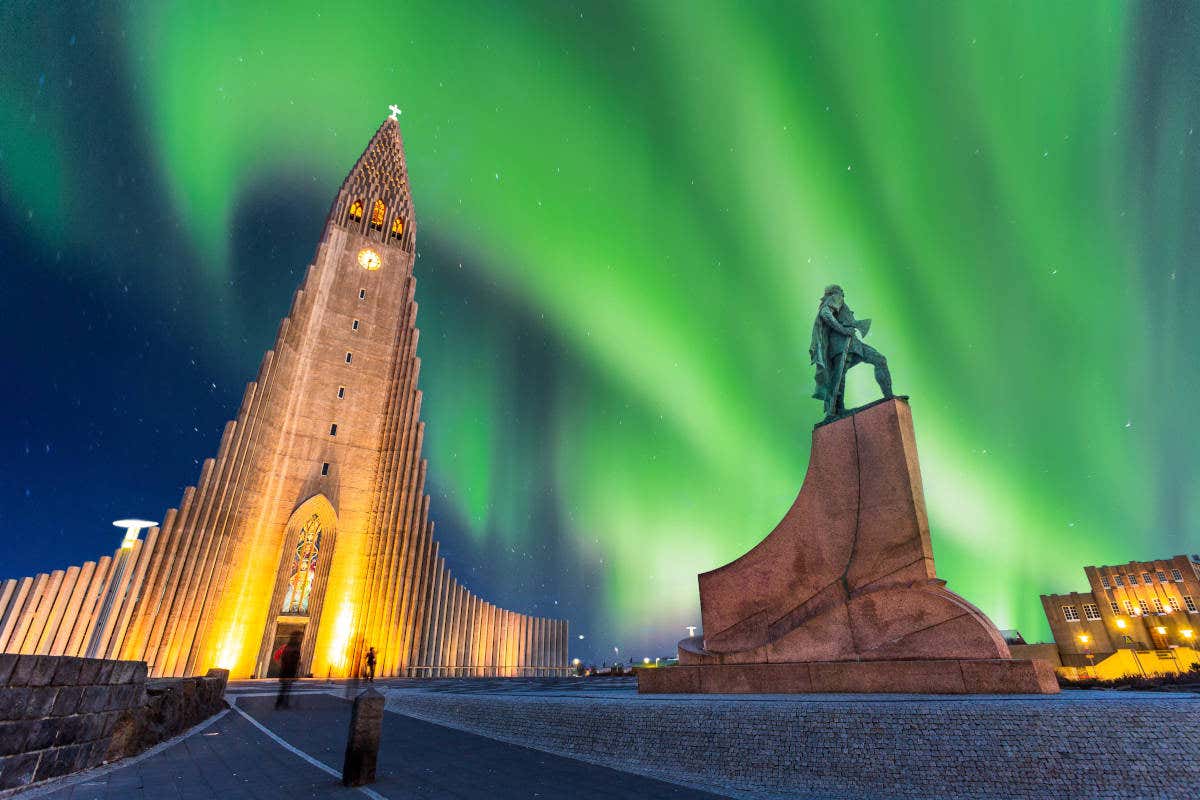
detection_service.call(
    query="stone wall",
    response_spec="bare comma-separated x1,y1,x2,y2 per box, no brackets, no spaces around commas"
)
384,688,1200,800
1009,643,1063,668
0,655,227,792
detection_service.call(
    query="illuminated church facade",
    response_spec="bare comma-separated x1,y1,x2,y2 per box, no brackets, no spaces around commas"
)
0,114,569,679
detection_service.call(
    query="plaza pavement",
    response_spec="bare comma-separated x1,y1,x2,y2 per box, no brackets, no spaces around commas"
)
22,678,725,800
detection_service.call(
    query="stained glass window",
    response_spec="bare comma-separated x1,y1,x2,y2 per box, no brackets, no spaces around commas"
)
347,199,364,222
281,514,322,615
370,199,386,230
390,217,404,240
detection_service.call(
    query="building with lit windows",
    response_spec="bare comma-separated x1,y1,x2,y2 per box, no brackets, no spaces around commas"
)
1040,554,1200,677
0,112,569,680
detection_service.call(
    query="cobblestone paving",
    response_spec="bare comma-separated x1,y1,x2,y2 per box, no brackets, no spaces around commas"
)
234,692,723,799
26,679,1200,800
26,685,725,800
380,679,1200,800
29,706,347,799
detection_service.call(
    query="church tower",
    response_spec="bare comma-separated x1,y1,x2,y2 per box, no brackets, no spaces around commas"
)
0,112,568,680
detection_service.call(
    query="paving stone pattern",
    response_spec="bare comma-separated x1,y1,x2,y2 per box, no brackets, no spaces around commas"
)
31,709,342,800
236,692,725,799
383,681,1200,800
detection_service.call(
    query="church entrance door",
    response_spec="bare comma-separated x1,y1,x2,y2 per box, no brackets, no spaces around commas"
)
265,621,306,678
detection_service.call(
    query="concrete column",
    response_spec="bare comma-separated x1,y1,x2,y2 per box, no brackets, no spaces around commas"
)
36,566,79,655
51,562,95,655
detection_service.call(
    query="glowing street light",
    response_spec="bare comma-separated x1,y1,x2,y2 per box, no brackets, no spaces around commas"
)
1115,619,1127,629
1182,629,1194,640
1077,634,1090,645
86,518,158,659
1155,626,1168,635
113,519,158,548
643,657,650,665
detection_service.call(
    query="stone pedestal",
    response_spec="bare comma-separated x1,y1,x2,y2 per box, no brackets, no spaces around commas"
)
341,688,384,786
640,398,1058,694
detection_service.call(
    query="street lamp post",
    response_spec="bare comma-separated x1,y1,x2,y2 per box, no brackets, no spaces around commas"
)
85,519,157,659
1077,634,1094,678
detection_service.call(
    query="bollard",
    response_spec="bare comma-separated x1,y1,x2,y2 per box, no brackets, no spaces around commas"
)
342,687,384,786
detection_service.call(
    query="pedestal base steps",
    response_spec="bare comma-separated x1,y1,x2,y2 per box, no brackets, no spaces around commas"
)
637,658,1059,694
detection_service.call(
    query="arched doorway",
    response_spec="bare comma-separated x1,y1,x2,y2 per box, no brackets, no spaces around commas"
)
255,495,338,678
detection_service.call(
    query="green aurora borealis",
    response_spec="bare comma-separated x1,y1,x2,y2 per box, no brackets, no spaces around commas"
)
2,1,1198,661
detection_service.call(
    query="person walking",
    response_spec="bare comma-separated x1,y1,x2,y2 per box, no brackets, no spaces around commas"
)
365,646,377,682
275,632,302,709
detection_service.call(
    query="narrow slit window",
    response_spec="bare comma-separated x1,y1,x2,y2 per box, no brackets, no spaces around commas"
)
345,352,353,363
329,424,338,436
337,386,345,399
390,217,404,240
359,289,366,300
370,199,386,231
352,319,360,331
321,462,330,476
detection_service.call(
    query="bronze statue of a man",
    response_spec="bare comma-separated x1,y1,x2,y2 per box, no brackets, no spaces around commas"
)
810,285,892,419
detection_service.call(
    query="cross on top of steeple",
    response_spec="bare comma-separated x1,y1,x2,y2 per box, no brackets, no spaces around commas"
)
388,104,402,121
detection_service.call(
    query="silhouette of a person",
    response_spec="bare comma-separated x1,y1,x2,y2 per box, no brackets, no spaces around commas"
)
365,646,377,682
275,632,302,709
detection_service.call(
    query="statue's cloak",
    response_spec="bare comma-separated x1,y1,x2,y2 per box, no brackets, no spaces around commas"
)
809,300,857,401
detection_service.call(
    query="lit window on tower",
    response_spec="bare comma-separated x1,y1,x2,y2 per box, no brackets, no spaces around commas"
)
370,200,386,230
281,514,322,615
347,200,364,223
390,217,404,240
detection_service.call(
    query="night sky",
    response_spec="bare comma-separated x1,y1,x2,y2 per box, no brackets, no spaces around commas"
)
2,1,1198,665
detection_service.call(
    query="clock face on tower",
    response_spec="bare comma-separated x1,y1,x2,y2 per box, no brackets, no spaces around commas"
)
357,248,382,271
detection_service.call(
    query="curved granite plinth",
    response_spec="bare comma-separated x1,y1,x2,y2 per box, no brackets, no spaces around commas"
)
650,398,1057,694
